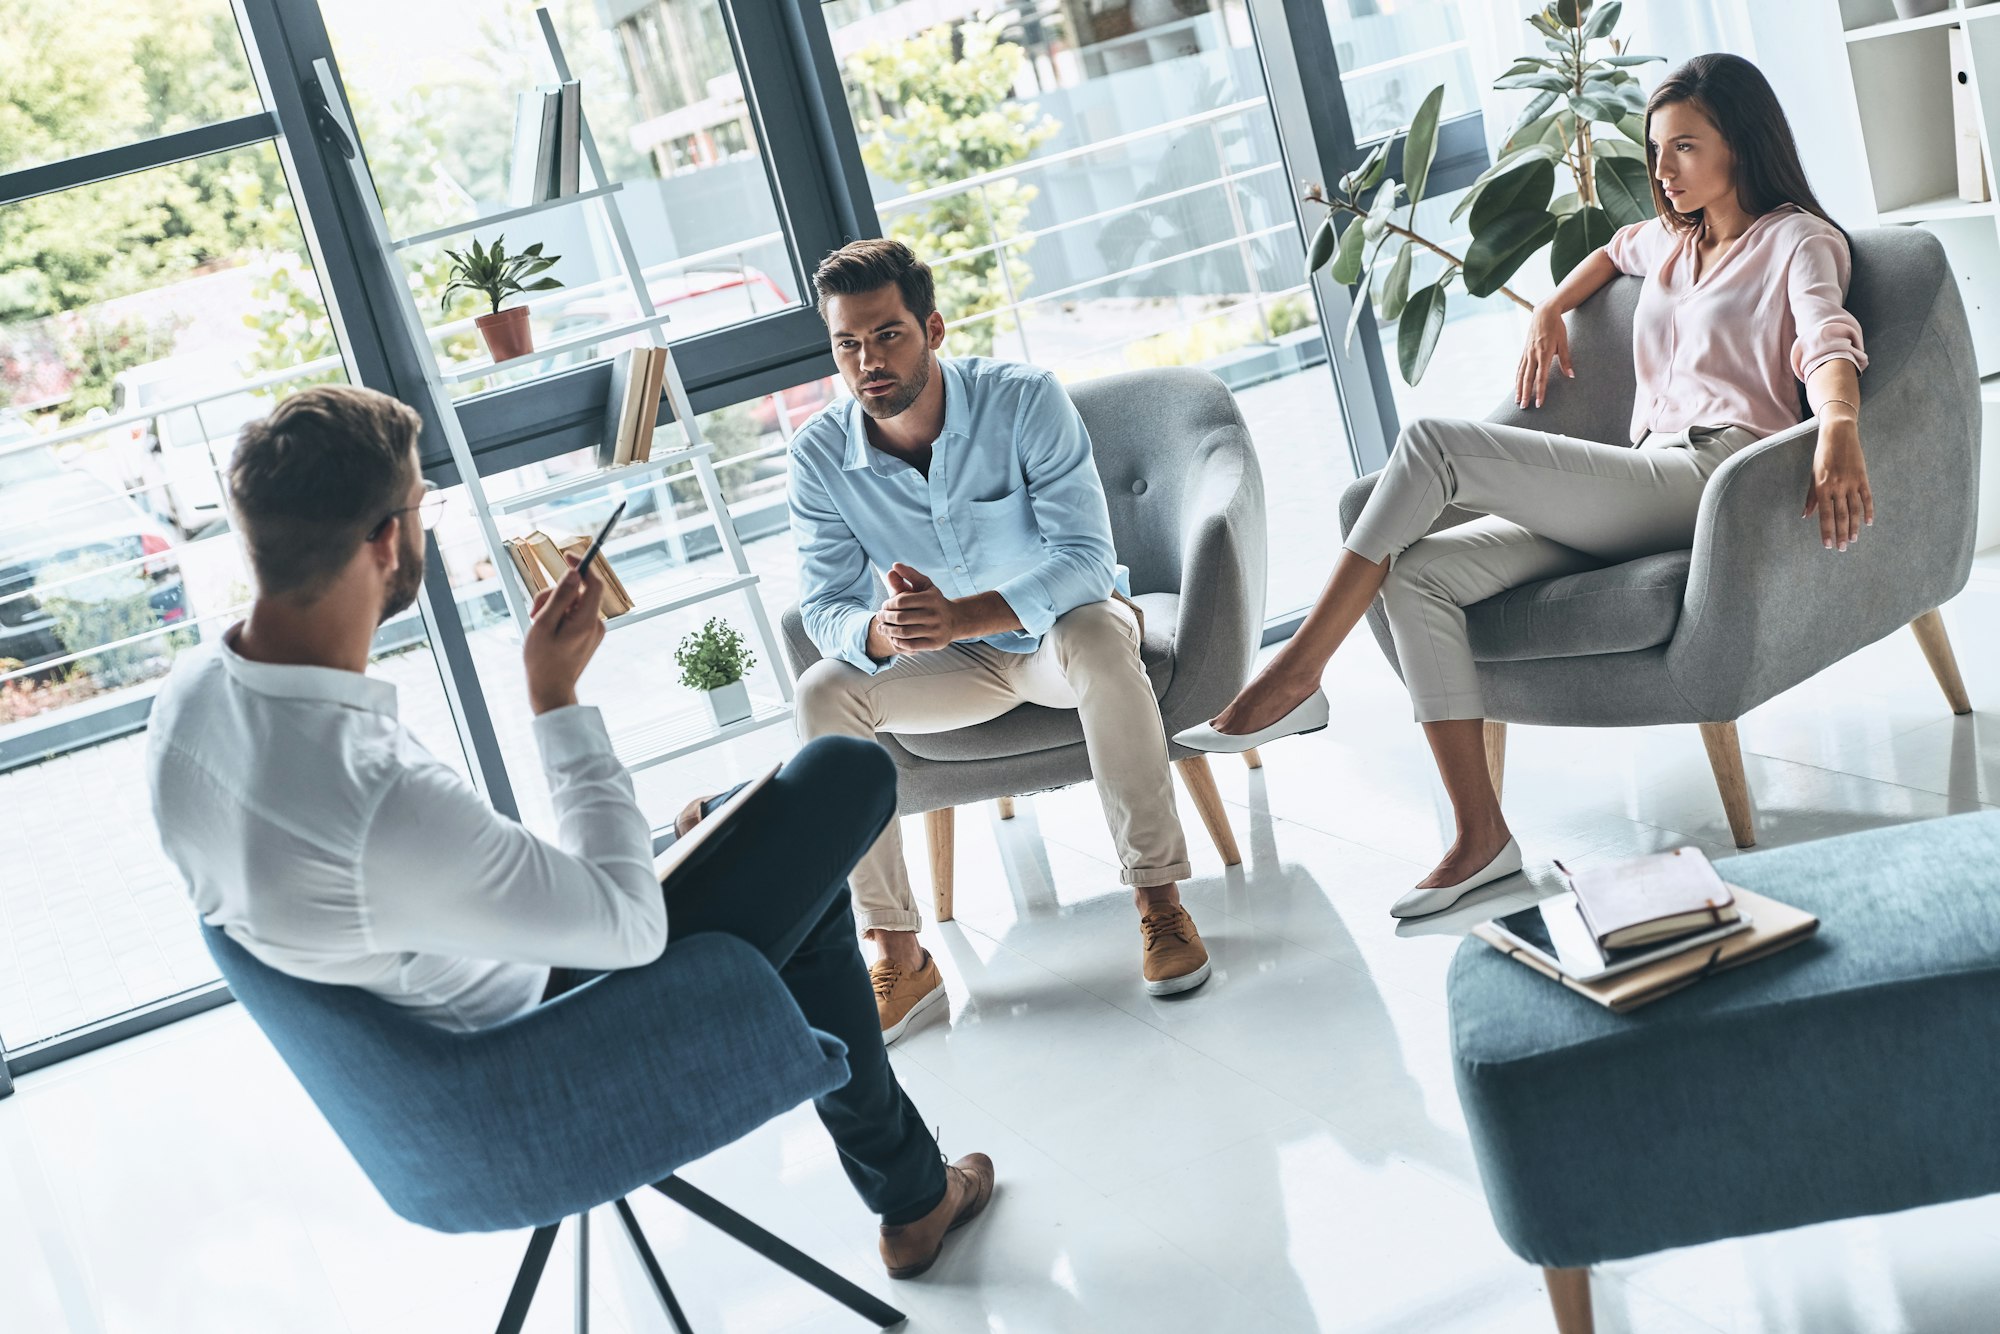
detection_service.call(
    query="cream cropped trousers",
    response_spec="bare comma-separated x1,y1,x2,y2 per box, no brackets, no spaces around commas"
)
1341,417,1759,723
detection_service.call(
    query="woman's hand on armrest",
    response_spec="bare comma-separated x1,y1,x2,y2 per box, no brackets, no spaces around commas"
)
1516,249,1620,409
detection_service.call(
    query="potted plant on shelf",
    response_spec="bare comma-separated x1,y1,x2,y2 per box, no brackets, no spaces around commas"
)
675,616,757,727
440,235,563,364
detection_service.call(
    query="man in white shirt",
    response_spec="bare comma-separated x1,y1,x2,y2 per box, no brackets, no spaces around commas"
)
147,385,990,1278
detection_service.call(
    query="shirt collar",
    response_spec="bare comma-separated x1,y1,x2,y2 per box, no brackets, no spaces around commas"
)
841,357,970,472
218,624,399,719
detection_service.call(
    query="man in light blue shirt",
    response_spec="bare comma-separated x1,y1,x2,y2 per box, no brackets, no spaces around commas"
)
790,240,1211,1041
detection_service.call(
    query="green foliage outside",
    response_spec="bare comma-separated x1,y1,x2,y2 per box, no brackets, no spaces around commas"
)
674,616,755,691
845,19,1058,357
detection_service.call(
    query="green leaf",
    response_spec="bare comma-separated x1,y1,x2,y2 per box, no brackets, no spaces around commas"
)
1345,237,1385,349
1363,179,1400,241
1510,89,1560,140
1328,216,1367,285
1550,190,1582,217
1504,110,1561,154
1528,10,1564,39
1592,136,1644,160
1615,112,1646,144
1397,279,1449,384
1452,143,1561,223
1403,84,1445,208
1462,210,1558,298
1495,69,1570,92
1550,204,1614,282
1470,156,1555,234
1378,241,1414,321
1347,141,1389,195
1556,0,1586,28
523,277,564,291
1601,53,1665,66
1583,0,1622,40
1594,154,1655,226
1306,215,1339,274
1571,91,1625,122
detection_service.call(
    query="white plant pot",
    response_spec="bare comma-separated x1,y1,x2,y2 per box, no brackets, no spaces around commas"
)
705,679,752,728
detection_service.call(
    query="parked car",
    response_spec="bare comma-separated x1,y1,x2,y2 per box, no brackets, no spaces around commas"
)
111,355,269,537
0,442,195,673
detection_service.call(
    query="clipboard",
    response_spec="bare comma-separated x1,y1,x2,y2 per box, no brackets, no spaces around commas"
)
654,763,780,889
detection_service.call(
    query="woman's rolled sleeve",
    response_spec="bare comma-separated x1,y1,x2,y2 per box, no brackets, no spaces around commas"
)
1787,231,1868,382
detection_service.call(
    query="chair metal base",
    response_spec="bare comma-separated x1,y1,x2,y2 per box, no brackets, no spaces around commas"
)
494,1177,905,1333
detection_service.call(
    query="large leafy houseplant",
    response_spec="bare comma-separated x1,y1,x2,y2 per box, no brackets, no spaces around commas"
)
1304,0,1662,384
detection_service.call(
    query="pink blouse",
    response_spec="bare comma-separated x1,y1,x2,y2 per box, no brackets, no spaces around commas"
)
1602,204,1867,444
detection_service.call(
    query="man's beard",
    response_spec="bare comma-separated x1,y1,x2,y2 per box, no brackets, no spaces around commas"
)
379,527,425,625
856,355,931,420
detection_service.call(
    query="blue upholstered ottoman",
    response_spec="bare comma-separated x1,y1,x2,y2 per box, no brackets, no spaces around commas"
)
1448,810,2000,1333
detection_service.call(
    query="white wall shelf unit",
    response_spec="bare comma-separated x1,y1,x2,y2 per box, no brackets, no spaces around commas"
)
309,3,796,792
1837,0,2000,548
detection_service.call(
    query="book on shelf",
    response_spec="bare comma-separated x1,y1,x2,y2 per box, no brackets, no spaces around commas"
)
600,346,667,466
502,529,635,618
506,80,582,206
1560,846,1741,950
1473,885,1819,1013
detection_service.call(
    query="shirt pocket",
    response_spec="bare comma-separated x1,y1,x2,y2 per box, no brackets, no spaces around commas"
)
965,483,1043,574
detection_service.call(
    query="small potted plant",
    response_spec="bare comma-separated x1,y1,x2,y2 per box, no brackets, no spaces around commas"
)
440,235,563,364
675,616,757,727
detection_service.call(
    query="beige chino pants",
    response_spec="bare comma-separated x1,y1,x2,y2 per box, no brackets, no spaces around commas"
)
795,598,1193,933
1342,418,1759,723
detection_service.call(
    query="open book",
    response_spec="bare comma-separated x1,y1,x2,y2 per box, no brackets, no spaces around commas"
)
502,530,636,618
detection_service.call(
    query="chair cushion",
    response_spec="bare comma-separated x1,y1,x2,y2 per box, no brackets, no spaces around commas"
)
1465,549,1690,662
895,592,1178,762
1449,810,2000,1270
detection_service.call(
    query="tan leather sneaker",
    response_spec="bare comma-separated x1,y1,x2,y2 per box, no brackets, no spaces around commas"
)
879,1153,995,1279
1140,904,1212,995
870,949,947,1044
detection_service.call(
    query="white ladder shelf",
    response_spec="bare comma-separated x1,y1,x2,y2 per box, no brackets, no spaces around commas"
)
310,7,795,780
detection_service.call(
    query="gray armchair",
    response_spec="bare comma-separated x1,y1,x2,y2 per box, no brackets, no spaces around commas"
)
1340,226,1979,846
781,366,1267,920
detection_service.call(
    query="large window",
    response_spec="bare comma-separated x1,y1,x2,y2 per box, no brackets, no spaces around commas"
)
822,0,1354,618
0,3,471,1064
1,0,1493,1078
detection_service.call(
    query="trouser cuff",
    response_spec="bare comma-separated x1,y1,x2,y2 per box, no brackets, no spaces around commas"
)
1412,691,1488,723
1120,860,1193,888
857,909,923,933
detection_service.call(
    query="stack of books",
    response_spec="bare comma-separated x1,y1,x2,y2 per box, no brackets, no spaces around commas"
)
502,529,635,619
601,346,667,466
1476,847,1819,1012
508,80,583,207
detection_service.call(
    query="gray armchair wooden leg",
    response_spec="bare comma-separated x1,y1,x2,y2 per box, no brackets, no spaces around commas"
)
1175,755,1241,866
997,796,1016,820
1543,1266,1594,1334
1483,721,1507,804
925,808,956,922
1242,747,1263,770
1911,608,1973,715
1698,720,1757,848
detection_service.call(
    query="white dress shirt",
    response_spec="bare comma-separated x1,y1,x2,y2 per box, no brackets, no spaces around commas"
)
147,628,663,1031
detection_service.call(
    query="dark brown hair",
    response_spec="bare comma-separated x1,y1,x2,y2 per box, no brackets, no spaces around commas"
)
228,384,422,600
1644,53,1842,236
812,238,937,325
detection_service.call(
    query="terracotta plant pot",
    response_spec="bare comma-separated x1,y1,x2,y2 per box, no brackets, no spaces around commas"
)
474,306,534,363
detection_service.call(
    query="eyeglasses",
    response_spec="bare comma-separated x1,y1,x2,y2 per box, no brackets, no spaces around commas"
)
367,480,448,541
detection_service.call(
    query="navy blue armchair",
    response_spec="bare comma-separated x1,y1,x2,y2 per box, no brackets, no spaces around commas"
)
202,923,905,1332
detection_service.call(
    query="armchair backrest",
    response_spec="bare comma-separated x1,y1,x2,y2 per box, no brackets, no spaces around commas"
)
1069,366,1264,604
204,924,848,1233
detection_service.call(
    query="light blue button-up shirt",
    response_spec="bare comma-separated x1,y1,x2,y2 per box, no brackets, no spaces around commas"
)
788,356,1118,675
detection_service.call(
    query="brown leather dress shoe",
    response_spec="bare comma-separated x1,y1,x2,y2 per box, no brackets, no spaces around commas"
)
878,1153,995,1279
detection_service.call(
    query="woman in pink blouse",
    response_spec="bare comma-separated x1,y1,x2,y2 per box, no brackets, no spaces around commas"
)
1176,53,1874,917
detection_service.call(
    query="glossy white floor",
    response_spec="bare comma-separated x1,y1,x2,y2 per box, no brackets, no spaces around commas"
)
6,562,2000,1334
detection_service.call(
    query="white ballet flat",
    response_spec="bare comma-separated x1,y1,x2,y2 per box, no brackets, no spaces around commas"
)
1390,838,1524,919
1173,690,1331,754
